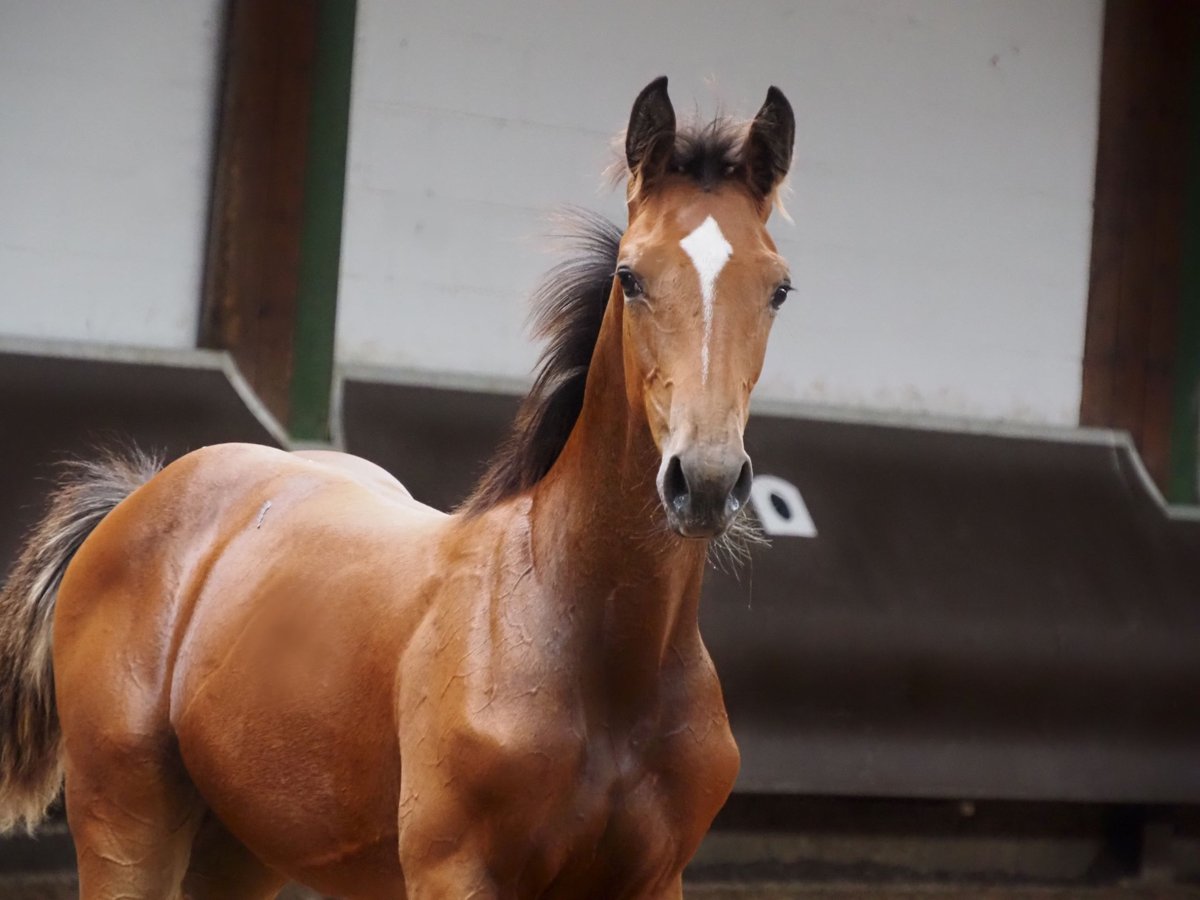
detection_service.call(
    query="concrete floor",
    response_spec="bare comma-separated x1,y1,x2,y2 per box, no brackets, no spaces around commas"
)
688,885,1200,899
4,875,1199,899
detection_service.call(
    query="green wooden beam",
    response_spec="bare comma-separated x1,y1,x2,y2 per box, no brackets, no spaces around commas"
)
290,0,357,443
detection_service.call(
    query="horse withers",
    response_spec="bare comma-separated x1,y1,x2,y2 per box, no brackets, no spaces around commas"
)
0,77,794,898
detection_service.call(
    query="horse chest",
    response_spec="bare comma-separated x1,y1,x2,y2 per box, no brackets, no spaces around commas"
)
412,671,738,896
538,708,739,896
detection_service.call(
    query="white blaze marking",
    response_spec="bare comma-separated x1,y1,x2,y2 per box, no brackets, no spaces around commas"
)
679,215,733,384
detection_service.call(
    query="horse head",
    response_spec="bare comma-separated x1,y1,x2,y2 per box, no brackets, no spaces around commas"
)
617,77,795,538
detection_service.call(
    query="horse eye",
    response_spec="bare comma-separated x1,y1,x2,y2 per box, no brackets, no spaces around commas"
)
617,267,643,299
770,283,793,311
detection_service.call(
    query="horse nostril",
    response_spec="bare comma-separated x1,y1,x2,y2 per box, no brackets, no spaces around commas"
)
728,458,753,514
663,455,690,512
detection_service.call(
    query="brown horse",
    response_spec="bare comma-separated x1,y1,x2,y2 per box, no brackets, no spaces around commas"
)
0,77,794,898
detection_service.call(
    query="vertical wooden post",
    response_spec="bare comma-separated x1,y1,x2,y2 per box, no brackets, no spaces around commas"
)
1171,33,1200,504
200,0,355,443
1081,0,1200,502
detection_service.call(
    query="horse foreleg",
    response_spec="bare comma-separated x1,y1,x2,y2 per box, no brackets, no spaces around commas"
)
398,825,498,900
656,877,685,900
400,854,498,900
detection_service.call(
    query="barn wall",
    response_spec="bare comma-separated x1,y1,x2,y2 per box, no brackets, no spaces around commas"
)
0,0,224,349
337,0,1104,426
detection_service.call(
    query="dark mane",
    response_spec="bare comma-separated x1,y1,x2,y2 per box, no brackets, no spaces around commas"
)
461,118,754,516
460,209,622,515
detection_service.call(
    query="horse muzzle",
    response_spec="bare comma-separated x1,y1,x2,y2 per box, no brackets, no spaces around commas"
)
658,447,753,539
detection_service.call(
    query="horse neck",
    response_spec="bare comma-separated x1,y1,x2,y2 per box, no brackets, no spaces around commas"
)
530,296,708,696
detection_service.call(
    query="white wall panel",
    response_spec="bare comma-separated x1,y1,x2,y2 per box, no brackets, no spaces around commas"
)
339,0,1103,425
0,0,222,348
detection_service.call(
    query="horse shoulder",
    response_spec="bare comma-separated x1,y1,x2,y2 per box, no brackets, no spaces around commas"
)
399,501,586,794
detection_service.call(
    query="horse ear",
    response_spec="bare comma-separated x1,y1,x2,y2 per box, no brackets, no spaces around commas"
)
625,76,676,186
744,86,795,201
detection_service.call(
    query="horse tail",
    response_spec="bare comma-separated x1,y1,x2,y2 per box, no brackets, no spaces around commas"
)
0,447,162,833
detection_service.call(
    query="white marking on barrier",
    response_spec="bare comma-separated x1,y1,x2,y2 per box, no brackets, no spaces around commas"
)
749,474,817,538
679,216,732,385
